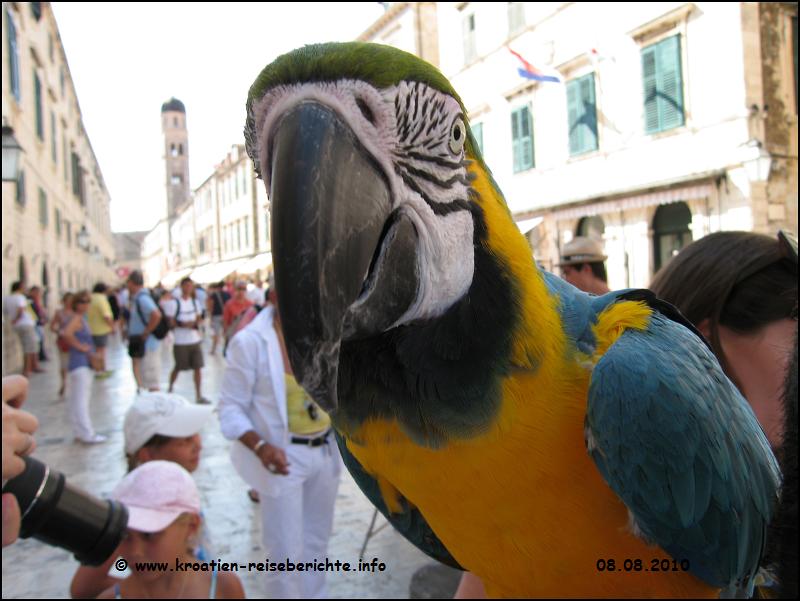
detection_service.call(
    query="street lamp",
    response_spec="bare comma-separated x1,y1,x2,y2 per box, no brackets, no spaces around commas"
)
77,225,90,251
2,125,24,182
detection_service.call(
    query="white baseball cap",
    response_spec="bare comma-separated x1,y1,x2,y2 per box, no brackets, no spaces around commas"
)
112,460,200,532
123,392,213,455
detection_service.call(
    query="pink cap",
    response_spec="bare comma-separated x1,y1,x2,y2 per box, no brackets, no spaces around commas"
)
111,461,200,533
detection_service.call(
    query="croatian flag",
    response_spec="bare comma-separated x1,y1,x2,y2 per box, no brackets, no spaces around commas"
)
509,47,561,83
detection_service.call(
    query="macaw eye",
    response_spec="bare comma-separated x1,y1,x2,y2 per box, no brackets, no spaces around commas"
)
449,117,466,155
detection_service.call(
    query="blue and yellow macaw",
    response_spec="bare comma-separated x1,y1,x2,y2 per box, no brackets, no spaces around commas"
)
244,42,780,597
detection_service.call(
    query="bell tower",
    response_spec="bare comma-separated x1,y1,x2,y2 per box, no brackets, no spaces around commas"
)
161,97,190,250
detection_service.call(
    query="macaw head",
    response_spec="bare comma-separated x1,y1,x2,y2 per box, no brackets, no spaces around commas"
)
246,43,545,444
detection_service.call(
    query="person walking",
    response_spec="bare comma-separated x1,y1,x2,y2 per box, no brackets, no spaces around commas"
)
61,291,106,444
87,283,114,378
167,278,210,405
3,282,41,377
126,271,163,393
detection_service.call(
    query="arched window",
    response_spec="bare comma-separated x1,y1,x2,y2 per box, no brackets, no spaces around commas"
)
576,215,605,240
653,202,692,272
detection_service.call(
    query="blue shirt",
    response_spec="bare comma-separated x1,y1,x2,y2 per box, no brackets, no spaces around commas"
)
68,317,95,371
128,290,160,352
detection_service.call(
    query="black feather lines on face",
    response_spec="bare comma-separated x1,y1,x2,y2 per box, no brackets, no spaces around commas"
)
393,82,472,217
336,198,519,448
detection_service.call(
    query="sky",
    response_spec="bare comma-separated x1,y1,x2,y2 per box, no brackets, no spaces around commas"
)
51,2,386,233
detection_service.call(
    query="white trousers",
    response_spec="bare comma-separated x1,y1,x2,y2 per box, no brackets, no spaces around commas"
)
259,441,341,599
66,366,95,440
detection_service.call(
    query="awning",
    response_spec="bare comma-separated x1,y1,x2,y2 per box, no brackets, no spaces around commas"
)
237,252,273,276
515,217,543,235
161,267,194,288
189,258,248,284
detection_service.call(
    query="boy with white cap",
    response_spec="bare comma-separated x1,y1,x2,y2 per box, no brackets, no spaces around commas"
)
97,461,244,599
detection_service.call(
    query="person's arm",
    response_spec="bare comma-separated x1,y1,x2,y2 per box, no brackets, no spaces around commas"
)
102,297,114,330
144,305,162,337
219,334,289,474
49,310,62,334
217,572,246,599
70,554,119,599
62,316,91,353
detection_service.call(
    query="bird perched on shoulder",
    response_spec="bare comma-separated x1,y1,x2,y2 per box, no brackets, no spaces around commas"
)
244,42,780,598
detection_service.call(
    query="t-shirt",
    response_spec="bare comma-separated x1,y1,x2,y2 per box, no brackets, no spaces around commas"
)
223,298,254,329
128,290,160,352
247,286,266,306
87,292,113,336
4,293,35,328
172,296,203,346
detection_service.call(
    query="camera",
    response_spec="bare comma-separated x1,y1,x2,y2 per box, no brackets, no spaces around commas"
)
2,456,128,566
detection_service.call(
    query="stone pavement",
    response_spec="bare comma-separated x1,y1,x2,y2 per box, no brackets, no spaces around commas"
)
1,332,439,599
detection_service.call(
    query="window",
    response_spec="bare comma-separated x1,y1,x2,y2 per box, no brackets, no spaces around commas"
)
199,236,206,254
55,208,62,237
173,117,178,127
71,152,84,204
171,174,183,185
6,9,20,102
39,188,48,227
35,72,44,140
60,66,65,98
63,131,68,182
66,221,72,246
235,167,240,198
508,2,525,36
51,112,57,162
244,216,249,247
463,13,477,65
642,35,684,134
30,2,41,21
16,170,26,206
178,143,183,155
48,34,54,62
652,202,692,272
473,122,484,155
567,73,598,155
511,104,534,172
170,144,178,157
237,220,242,250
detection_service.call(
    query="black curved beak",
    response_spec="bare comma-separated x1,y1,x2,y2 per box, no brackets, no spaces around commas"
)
269,101,418,412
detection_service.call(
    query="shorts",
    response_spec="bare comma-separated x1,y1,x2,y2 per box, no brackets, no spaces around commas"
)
59,351,70,370
92,334,109,348
140,349,160,389
211,315,223,335
128,335,146,359
173,343,204,371
15,325,38,354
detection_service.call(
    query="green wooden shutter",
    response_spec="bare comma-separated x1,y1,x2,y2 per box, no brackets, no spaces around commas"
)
643,35,684,133
35,72,44,140
520,106,534,169
567,80,582,154
580,75,598,152
658,35,684,130
642,46,659,133
511,109,521,172
6,9,20,101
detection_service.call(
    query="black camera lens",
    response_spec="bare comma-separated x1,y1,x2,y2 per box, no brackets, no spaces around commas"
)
2,456,128,566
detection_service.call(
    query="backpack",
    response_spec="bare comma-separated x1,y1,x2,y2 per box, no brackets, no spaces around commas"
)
135,294,170,340
223,305,262,355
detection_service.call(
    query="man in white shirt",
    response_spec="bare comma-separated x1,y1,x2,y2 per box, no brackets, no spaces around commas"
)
166,278,210,404
218,286,341,599
3,282,40,377
247,278,266,307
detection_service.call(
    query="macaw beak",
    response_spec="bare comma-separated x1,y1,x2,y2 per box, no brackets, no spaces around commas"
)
269,101,418,412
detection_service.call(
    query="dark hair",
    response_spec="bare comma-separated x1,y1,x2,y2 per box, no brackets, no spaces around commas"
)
180,277,193,286
125,434,174,472
71,290,91,310
650,231,798,374
11,281,23,292
127,270,144,286
92,282,107,294
589,262,607,283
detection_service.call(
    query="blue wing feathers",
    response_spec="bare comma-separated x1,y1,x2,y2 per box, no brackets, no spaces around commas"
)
587,312,781,589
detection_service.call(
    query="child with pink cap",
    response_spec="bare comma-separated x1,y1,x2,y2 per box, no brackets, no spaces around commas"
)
97,461,244,599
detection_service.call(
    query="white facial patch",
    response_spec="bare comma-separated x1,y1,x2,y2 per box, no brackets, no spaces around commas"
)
251,79,476,328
